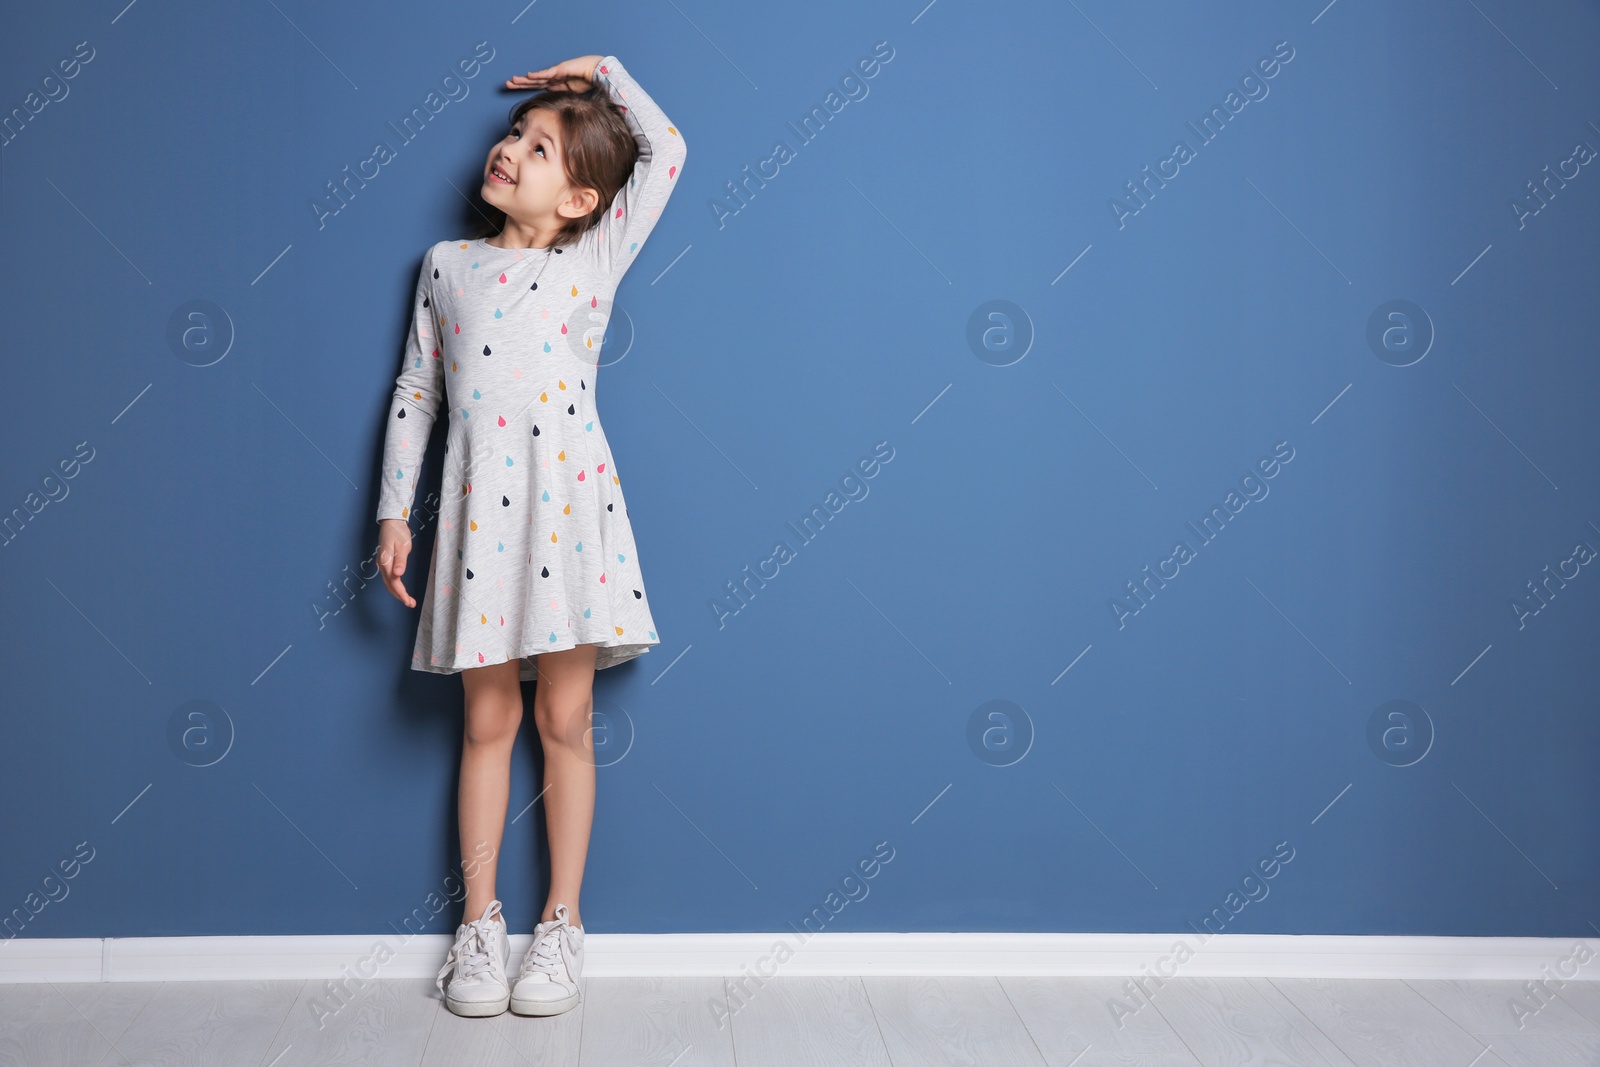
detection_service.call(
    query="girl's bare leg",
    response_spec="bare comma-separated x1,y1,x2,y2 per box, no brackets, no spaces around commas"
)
459,658,524,925
530,643,598,928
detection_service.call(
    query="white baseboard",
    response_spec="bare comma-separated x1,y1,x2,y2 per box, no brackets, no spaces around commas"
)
2,933,1597,984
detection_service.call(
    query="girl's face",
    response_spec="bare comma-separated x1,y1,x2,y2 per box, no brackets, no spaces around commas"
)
481,108,594,237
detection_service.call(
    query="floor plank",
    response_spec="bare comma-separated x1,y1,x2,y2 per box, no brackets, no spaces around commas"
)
999,976,1204,1066
1550,981,1600,1030
726,976,891,1067
577,976,735,1067
258,974,440,1066
86,979,304,1067
1267,977,1511,1067
1476,1032,1600,1067
862,976,1050,1067
3,979,161,1034
1246,977,1357,1067
1151,976,1342,1066
0,980,190,1067
1405,978,1600,1037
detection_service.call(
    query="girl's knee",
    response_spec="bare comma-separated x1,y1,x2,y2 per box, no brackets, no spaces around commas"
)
464,704,522,746
532,689,592,748
461,661,525,745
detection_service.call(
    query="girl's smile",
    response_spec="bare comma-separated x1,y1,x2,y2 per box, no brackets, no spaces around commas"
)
480,107,597,248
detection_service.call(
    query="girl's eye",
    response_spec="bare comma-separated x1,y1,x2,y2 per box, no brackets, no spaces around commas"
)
510,128,545,157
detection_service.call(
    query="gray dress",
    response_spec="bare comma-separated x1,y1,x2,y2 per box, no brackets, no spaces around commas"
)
376,55,685,678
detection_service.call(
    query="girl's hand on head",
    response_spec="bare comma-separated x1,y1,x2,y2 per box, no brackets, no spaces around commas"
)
506,55,605,93
378,518,418,609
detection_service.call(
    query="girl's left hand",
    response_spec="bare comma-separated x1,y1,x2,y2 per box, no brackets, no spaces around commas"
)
506,55,606,93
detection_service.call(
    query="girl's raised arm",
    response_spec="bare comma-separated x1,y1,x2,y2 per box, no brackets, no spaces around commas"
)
376,244,444,524
581,55,687,280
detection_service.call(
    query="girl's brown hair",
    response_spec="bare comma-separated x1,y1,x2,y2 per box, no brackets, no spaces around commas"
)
466,87,638,248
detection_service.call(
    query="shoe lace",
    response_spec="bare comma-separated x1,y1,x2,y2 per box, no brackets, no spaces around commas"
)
456,934,494,980
436,908,503,992
518,924,569,982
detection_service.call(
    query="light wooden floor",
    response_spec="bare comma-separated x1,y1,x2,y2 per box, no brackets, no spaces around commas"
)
2,974,1598,1066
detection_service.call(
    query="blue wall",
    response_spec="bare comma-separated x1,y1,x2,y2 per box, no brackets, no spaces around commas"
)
3,0,1597,940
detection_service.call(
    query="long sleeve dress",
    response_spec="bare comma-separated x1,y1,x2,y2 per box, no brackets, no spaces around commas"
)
376,55,685,678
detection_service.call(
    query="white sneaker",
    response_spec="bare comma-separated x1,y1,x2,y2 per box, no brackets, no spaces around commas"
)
435,898,511,1016
510,902,584,1016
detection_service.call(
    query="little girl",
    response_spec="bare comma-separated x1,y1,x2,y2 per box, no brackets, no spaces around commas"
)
374,53,686,1019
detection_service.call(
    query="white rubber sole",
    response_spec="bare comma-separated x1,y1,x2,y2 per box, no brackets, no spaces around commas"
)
509,989,580,1016
444,993,510,1017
